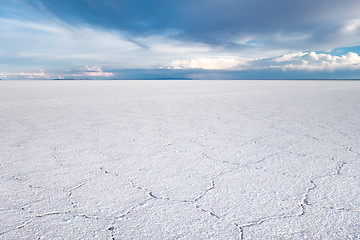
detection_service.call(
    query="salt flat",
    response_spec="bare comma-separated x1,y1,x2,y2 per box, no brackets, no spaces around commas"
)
1,80,359,239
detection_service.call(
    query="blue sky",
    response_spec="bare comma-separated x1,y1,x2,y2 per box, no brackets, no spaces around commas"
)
1,0,360,79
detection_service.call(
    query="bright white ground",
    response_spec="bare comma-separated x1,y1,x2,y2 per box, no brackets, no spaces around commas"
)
1,80,359,239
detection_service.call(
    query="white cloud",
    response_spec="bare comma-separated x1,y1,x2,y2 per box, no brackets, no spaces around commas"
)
342,19,360,33
3,66,113,79
274,52,308,62
167,57,248,70
80,66,113,77
0,17,141,69
19,70,49,79
166,52,360,71
270,52,360,71
0,15,236,71
274,32,311,43
53,66,114,79
134,33,211,54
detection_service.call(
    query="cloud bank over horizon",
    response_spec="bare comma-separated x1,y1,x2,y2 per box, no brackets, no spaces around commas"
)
5,51,360,80
1,0,360,79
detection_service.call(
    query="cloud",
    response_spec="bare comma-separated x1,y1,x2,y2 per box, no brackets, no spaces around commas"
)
0,9,231,72
52,66,114,79
1,69,51,79
19,70,49,79
33,0,360,51
265,52,360,71
2,66,113,80
274,52,308,63
80,66,114,77
342,19,360,33
167,57,248,70
2,1,360,79
167,52,360,71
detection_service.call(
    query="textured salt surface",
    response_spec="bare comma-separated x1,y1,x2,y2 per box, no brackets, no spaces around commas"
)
1,80,359,239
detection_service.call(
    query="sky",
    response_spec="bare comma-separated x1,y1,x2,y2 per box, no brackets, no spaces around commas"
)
1,0,360,79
